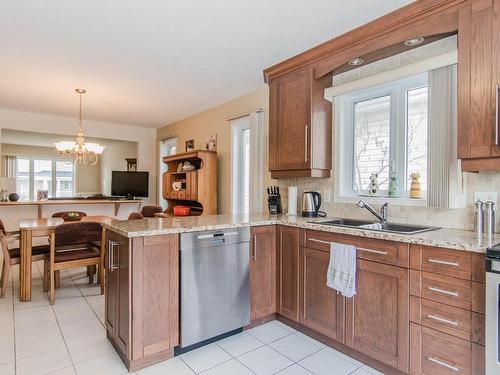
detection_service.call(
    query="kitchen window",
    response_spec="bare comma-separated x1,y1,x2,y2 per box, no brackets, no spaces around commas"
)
16,157,75,200
336,73,428,199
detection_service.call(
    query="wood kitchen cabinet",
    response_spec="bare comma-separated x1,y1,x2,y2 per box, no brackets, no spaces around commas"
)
105,230,179,372
277,225,300,321
268,66,332,178
345,258,409,372
458,0,500,171
299,245,344,342
250,225,276,322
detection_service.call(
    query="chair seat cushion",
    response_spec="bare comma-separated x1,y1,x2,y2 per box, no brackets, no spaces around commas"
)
52,246,100,263
8,245,50,259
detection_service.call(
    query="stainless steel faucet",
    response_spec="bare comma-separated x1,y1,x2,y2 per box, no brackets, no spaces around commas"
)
356,200,389,223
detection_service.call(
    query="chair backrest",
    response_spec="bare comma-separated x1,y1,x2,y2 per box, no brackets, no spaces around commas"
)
54,222,102,247
141,205,163,218
128,212,144,220
52,211,87,222
0,219,6,236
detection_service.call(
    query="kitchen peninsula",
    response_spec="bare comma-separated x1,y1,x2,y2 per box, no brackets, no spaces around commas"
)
102,214,494,373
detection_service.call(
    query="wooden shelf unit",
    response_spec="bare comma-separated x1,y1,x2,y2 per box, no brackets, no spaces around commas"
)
162,150,217,215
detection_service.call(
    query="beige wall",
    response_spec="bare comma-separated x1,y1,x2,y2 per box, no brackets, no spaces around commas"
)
157,87,270,214
1,143,101,193
100,141,138,195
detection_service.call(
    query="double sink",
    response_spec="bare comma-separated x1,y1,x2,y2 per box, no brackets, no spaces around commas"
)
310,218,439,235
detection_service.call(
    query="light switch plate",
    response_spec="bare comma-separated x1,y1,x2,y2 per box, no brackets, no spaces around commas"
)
324,189,331,203
473,192,498,205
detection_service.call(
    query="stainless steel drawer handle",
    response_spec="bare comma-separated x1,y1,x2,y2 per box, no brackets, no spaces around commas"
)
309,238,331,245
428,286,459,297
357,247,388,256
428,259,459,267
427,356,459,372
426,314,459,327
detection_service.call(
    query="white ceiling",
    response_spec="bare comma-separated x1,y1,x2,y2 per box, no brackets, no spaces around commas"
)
0,0,413,128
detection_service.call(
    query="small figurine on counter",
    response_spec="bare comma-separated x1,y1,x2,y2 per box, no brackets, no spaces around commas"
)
388,164,399,197
367,173,380,196
409,172,422,198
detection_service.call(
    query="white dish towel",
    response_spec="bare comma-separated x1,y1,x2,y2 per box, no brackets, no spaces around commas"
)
326,242,356,297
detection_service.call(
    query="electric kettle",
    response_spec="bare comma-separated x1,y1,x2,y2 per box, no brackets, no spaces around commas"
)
301,191,326,217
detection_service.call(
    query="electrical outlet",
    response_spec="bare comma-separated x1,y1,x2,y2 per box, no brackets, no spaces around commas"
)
324,189,331,203
473,192,498,205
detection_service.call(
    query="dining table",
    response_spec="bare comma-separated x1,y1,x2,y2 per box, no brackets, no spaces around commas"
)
18,215,114,301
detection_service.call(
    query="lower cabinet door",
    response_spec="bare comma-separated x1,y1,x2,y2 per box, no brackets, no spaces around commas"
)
299,246,344,341
105,231,118,338
250,226,276,322
278,226,300,322
345,259,409,372
115,233,130,357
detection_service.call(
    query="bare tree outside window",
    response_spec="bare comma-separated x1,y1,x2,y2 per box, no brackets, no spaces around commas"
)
406,86,428,191
353,95,391,192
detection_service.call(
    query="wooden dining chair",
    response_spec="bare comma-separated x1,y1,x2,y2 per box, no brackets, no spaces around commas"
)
128,212,144,220
52,211,87,222
140,205,163,217
0,220,50,298
43,222,104,304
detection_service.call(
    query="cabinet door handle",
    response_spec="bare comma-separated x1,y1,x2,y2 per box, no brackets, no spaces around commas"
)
309,238,331,245
357,247,388,256
426,356,459,372
108,240,118,271
428,286,459,297
252,235,257,261
107,240,112,271
426,314,459,327
428,258,459,267
304,124,309,163
496,84,499,145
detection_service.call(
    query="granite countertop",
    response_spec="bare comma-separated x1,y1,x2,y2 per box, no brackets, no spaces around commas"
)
101,213,500,253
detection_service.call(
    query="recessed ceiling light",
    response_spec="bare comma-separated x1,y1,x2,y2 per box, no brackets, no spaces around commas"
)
348,57,364,66
404,37,425,47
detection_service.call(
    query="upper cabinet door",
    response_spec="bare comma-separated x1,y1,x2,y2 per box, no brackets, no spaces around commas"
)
273,67,312,171
458,0,500,169
269,66,332,178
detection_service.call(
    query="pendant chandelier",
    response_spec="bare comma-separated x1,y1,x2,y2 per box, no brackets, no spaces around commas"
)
54,88,105,166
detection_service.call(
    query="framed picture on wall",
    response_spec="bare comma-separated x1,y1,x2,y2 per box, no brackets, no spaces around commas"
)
185,139,195,152
125,158,137,171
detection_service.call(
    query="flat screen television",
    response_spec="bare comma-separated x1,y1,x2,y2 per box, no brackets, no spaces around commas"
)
111,171,149,198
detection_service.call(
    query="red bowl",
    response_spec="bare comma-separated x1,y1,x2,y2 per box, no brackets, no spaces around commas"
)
173,206,191,216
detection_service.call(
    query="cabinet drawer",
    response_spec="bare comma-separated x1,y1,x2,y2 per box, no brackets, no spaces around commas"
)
411,297,471,341
303,230,405,266
411,271,471,310
178,190,186,199
421,326,471,375
411,245,471,280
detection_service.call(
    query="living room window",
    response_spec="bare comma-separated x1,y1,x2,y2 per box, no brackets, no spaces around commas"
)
16,157,75,200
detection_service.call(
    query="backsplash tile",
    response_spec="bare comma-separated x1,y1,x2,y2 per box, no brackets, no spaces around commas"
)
269,172,500,232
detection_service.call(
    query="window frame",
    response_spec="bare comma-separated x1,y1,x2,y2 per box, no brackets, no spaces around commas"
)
334,73,428,205
231,116,251,215
16,156,75,201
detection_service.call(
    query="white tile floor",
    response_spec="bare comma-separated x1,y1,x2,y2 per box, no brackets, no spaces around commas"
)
0,261,385,375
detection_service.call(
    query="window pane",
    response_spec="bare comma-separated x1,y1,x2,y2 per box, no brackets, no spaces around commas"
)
56,161,74,197
242,128,251,215
406,86,428,191
33,160,52,198
353,95,391,192
16,158,30,201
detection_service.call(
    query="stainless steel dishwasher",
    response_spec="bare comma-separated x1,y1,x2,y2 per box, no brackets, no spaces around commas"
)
179,227,250,348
